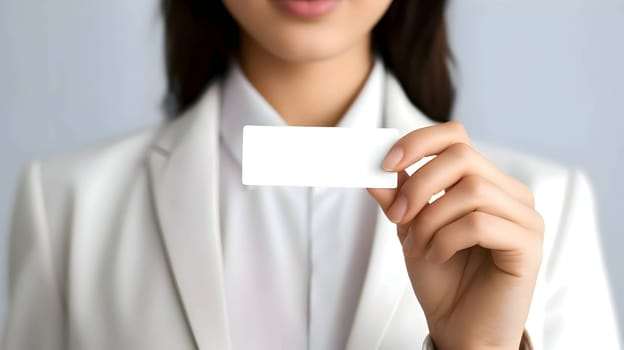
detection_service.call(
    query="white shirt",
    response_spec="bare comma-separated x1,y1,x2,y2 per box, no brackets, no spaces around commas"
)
218,58,386,350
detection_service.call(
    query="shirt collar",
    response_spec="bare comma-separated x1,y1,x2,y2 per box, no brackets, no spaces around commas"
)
220,57,386,165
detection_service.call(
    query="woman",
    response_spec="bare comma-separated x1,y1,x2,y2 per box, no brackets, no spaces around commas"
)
3,0,620,349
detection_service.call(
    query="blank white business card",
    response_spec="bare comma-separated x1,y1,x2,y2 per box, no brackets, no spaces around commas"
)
242,126,399,188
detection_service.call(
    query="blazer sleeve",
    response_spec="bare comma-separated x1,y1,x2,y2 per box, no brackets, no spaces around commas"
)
2,161,65,350
541,169,621,348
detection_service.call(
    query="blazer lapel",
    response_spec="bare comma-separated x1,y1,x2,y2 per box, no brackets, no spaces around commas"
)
147,83,231,350
345,73,436,349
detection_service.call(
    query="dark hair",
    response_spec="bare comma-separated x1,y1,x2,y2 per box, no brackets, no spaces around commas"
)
162,0,453,123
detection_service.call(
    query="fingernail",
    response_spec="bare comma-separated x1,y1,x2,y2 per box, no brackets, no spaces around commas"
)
383,147,403,171
387,196,407,223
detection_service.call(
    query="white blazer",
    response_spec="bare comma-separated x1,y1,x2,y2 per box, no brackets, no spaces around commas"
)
3,72,621,349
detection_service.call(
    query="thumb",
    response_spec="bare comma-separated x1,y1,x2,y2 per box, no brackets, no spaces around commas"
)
367,170,409,214
367,170,410,243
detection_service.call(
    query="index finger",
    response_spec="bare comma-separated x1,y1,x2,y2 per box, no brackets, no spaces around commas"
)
382,121,471,172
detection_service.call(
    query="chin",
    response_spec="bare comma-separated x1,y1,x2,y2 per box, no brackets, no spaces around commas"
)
256,27,363,63
225,0,391,64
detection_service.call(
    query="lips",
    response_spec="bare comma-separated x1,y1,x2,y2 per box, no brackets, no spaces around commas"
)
275,0,342,19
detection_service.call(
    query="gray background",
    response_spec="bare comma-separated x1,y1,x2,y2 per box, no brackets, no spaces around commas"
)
1,0,622,343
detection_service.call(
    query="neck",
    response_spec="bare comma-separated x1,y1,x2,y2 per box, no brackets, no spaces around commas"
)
238,34,373,127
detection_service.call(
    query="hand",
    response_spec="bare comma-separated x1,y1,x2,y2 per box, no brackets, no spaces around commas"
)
368,121,544,350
